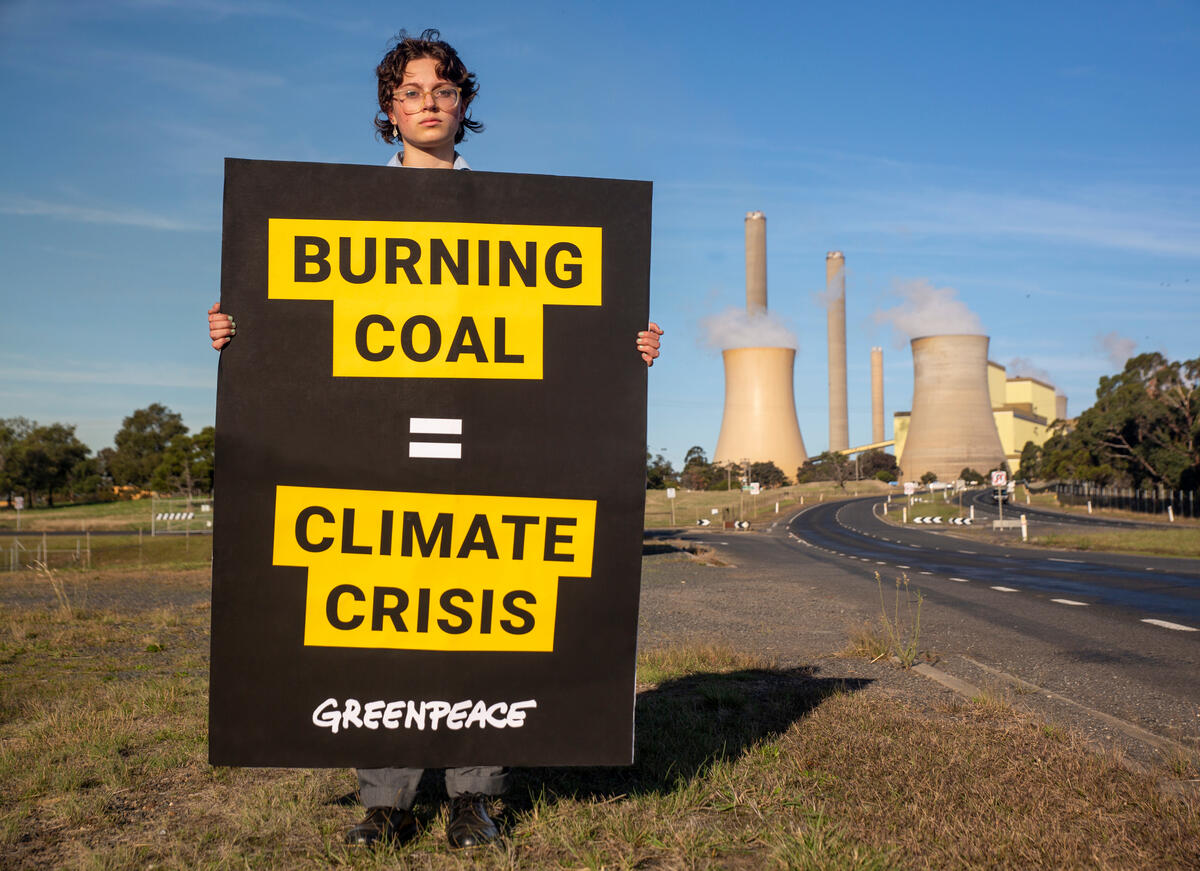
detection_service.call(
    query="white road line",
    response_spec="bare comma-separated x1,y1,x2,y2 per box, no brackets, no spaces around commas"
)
949,577,970,583
1141,619,1198,632
897,565,911,569
991,586,1019,592
958,550,977,554
1052,599,1088,606
875,561,886,565
1048,558,1083,564
920,571,932,575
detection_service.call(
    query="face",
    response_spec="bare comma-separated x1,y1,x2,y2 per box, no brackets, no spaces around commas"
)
387,56,464,153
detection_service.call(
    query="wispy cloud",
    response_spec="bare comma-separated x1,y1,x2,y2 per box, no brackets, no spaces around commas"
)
0,357,214,390
0,195,208,231
854,186,1200,258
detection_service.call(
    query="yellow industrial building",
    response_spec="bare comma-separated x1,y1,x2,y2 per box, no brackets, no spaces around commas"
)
894,361,1066,474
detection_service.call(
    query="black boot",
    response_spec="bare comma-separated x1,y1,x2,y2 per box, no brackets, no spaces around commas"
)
446,793,500,848
345,806,418,846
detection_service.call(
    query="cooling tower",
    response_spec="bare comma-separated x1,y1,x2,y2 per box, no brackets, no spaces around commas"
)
899,335,1007,483
1055,394,1068,422
745,212,767,314
713,211,807,478
713,347,808,475
826,252,848,451
871,347,885,444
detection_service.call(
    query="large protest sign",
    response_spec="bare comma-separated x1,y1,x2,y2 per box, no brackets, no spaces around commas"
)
209,159,651,768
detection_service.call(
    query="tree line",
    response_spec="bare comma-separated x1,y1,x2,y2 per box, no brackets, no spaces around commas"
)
1018,353,1199,491
0,404,213,509
647,446,897,491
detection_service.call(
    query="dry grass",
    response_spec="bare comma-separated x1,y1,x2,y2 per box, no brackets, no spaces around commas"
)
1031,527,1200,558
843,574,925,669
2,570,1198,869
644,480,891,529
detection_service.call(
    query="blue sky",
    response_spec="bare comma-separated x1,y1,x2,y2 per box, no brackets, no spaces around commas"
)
1,0,1197,470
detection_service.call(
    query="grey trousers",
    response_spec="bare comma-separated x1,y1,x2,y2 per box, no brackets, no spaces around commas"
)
357,766,509,810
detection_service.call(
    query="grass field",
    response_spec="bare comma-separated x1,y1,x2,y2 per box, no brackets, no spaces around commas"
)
2,562,1198,869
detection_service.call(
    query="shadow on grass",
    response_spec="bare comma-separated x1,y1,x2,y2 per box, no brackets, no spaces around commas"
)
507,666,870,806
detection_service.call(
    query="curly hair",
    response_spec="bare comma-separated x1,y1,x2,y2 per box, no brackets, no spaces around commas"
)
375,28,482,145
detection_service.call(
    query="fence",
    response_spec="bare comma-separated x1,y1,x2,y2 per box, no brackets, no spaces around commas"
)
5,533,92,572
150,495,214,535
1054,482,1198,519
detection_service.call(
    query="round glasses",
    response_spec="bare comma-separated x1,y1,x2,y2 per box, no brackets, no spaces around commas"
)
393,85,461,114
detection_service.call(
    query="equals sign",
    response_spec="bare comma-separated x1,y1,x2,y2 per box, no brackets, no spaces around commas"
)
409,418,462,459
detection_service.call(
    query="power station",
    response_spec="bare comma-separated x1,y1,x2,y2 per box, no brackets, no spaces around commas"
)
711,213,1067,485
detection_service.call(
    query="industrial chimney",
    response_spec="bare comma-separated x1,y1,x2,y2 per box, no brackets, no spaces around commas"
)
898,334,1007,483
871,347,884,444
826,252,848,452
745,211,767,314
713,213,808,478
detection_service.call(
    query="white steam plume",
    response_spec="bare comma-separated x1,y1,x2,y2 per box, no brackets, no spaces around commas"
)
1095,331,1137,369
701,307,797,350
1006,357,1054,386
873,278,984,343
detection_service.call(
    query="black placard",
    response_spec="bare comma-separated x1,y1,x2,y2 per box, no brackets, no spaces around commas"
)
209,159,651,767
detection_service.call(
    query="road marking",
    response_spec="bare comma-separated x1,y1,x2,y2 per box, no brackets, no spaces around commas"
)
958,550,977,554
991,586,1019,592
875,561,886,565
897,565,911,569
1141,619,1198,632
919,571,932,575
1048,558,1083,564
949,577,970,583
1051,599,1088,606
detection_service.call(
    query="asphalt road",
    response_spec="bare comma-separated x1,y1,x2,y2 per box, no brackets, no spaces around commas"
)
672,497,1200,764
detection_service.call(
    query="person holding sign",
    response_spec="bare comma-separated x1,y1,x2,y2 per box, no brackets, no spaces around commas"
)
206,29,661,850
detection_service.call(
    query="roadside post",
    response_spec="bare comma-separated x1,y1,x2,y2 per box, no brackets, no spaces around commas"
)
1020,513,1028,542
991,470,1007,524
13,496,23,531
666,487,676,526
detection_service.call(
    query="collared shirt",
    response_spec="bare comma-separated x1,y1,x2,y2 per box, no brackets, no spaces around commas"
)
387,151,471,170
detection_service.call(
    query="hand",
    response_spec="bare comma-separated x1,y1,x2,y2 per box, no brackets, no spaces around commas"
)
637,322,663,367
208,302,236,350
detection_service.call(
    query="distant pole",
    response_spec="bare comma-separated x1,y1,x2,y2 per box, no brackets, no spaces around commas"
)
1020,514,1028,542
